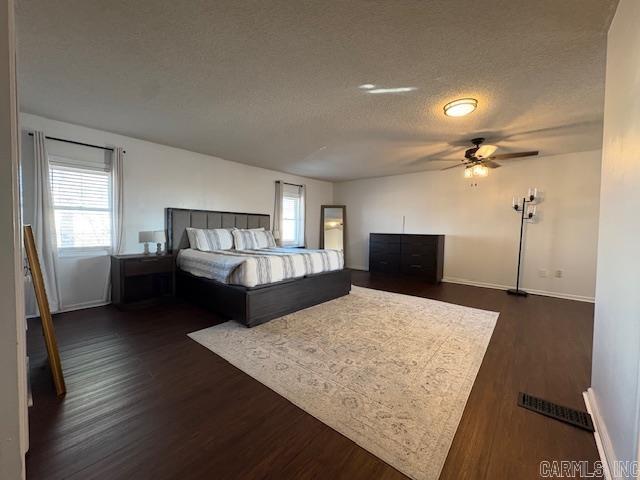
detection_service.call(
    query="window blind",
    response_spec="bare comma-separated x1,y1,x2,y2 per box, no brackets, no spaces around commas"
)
50,163,112,249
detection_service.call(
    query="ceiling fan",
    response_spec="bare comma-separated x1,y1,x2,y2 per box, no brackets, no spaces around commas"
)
442,138,539,178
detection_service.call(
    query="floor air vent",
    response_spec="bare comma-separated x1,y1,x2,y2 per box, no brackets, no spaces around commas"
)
518,392,595,432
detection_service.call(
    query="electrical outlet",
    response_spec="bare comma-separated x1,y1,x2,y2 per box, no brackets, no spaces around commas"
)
538,269,548,278
554,269,563,278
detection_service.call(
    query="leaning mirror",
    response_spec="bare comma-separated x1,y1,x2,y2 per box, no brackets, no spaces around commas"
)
320,205,346,261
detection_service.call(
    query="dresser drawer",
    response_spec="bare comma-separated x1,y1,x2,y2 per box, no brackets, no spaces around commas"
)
370,241,401,255
402,234,436,247
402,248,435,264
369,253,401,273
401,260,436,277
124,256,174,276
370,233,401,244
402,242,436,256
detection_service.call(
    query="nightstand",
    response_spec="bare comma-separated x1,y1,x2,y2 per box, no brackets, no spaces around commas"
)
111,253,175,308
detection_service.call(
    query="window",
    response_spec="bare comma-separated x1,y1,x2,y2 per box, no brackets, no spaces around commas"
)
50,160,112,252
281,183,305,247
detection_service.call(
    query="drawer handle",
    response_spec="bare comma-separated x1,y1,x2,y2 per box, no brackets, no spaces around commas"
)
380,261,388,265
411,253,421,257
140,259,158,263
410,264,422,268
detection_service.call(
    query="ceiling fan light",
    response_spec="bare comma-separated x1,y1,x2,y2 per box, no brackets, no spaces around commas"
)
472,164,489,177
444,98,478,117
463,167,473,179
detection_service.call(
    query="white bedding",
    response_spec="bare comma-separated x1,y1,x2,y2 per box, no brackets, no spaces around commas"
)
177,247,344,288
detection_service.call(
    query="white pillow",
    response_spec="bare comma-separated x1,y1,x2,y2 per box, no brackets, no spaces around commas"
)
263,230,277,248
186,228,198,249
232,229,276,250
186,228,234,251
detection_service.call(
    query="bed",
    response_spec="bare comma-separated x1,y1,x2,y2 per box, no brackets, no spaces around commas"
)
166,208,351,327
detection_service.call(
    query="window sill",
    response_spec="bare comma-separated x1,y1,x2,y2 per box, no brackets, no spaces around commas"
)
58,248,111,258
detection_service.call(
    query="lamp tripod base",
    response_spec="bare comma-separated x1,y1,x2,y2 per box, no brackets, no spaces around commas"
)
507,288,528,297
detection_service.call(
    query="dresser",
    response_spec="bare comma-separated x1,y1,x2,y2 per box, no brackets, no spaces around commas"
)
369,233,445,283
111,253,175,308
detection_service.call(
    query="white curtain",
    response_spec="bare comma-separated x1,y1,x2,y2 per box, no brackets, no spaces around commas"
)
32,131,62,312
280,182,306,247
103,146,125,303
273,180,283,245
299,184,307,247
111,147,125,254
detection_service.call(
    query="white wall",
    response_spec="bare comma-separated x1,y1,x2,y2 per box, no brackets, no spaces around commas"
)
20,113,333,312
589,0,640,471
0,0,27,477
335,150,601,301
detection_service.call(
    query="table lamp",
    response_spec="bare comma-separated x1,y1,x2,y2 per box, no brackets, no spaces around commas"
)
139,231,154,255
153,230,165,255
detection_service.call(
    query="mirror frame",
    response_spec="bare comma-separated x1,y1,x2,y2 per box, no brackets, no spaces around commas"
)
319,205,346,264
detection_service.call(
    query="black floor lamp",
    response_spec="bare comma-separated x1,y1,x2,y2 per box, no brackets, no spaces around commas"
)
507,188,539,297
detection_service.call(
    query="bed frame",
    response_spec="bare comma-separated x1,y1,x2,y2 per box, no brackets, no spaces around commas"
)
166,208,351,327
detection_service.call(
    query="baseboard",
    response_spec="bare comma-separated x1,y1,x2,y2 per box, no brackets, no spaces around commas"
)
524,288,595,303
442,276,511,291
583,388,614,479
26,300,111,318
60,300,111,313
442,276,595,303
347,264,367,272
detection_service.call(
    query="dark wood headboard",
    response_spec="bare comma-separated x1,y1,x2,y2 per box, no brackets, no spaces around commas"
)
165,208,270,253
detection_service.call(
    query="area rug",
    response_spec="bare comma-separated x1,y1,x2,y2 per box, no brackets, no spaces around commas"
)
188,286,499,480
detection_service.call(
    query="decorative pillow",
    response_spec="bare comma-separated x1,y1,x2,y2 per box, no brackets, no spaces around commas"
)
263,230,277,248
232,229,276,250
186,227,234,251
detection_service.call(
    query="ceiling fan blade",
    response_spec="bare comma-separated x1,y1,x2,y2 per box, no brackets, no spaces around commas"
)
483,160,502,169
407,157,461,167
406,145,464,166
489,151,539,160
441,163,467,171
475,144,498,159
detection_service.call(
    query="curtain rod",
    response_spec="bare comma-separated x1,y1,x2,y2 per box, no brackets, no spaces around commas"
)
27,132,125,154
278,181,304,188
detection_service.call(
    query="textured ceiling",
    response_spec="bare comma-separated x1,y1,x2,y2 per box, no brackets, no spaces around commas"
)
16,0,617,181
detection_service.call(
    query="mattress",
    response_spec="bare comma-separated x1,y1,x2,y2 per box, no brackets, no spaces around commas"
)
177,247,344,288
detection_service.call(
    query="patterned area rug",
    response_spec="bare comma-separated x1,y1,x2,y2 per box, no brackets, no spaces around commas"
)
188,286,498,480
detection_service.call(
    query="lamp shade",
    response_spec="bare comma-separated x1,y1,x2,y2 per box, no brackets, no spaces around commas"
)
152,230,165,243
138,231,154,243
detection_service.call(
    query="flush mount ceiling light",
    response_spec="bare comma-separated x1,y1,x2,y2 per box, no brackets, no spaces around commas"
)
443,98,478,117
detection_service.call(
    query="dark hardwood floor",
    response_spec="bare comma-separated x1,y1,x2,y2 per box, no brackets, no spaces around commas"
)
26,271,600,480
